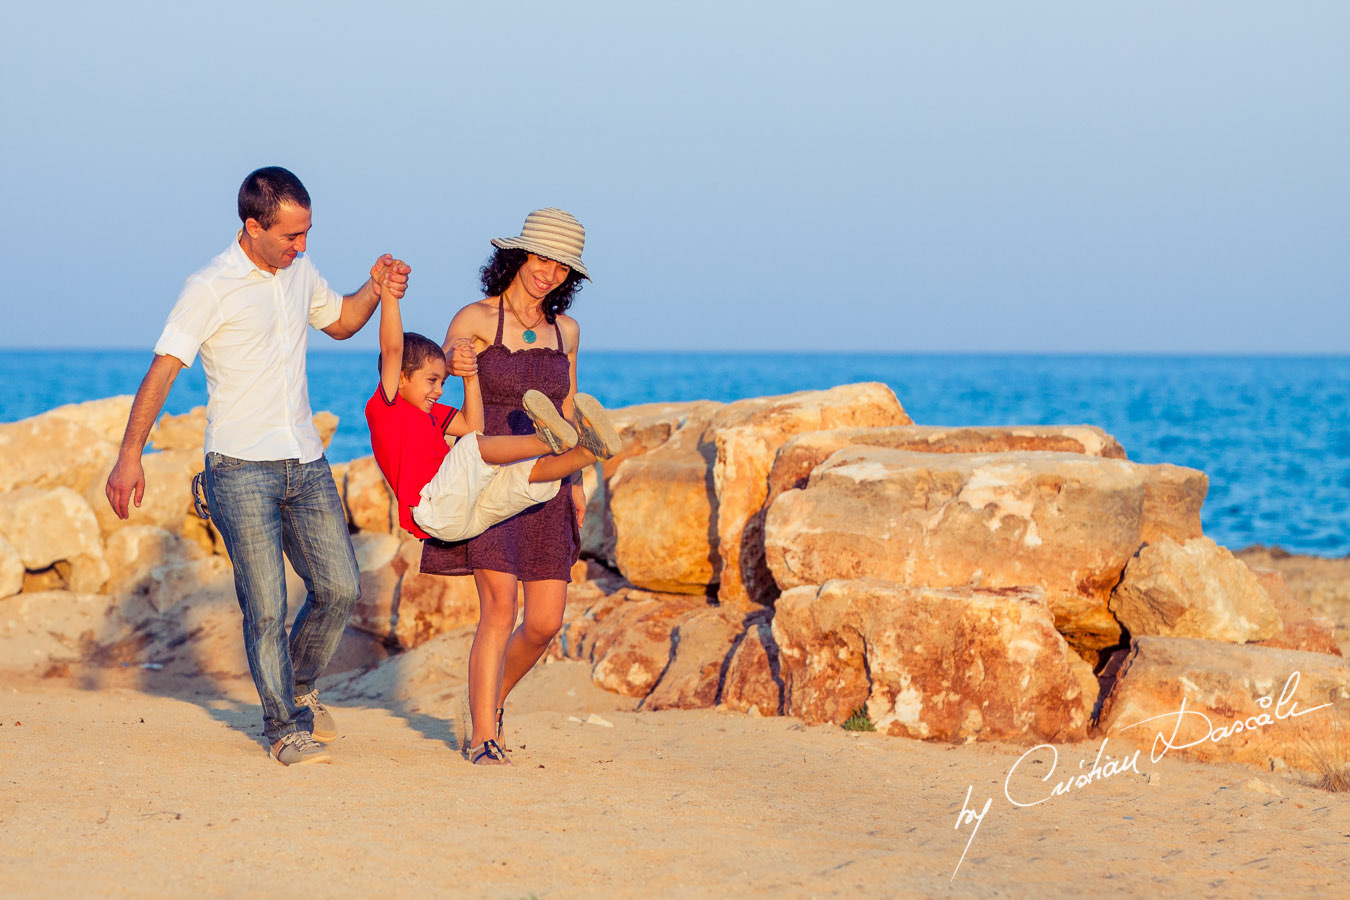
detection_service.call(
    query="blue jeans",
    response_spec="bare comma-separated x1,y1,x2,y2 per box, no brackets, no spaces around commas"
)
203,453,360,743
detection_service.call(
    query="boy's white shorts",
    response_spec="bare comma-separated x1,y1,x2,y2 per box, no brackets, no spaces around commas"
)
411,432,560,542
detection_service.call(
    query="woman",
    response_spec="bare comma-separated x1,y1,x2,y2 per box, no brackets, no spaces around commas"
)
424,208,595,765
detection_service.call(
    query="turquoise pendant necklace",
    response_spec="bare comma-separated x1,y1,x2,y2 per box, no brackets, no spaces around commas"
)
504,292,544,344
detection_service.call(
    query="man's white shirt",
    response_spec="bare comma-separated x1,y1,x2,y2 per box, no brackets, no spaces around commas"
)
154,234,343,463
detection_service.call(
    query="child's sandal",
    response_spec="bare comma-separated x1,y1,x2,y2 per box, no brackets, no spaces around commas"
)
523,390,578,453
572,393,623,459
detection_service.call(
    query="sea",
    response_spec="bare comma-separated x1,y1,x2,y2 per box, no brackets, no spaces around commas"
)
2,350,1346,558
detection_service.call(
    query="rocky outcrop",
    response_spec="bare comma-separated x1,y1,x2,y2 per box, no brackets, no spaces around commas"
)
1248,567,1342,656
579,590,710,698
83,448,200,538
343,456,396,534
1236,548,1350,656
150,406,337,453
606,384,909,603
720,614,782,716
765,424,1127,512
766,448,1206,650
41,396,135,444
1097,636,1350,777
773,580,1098,742
607,408,720,595
1,535,26,599
642,606,744,711
0,414,118,495
1109,537,1281,643
581,401,721,566
104,526,206,595
387,555,483,650
0,486,105,573
709,383,910,607
346,533,407,642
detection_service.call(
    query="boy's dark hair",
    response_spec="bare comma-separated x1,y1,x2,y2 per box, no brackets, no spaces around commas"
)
377,332,446,378
479,247,585,324
238,166,311,228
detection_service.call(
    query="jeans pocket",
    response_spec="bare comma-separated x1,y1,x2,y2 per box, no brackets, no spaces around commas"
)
207,451,250,472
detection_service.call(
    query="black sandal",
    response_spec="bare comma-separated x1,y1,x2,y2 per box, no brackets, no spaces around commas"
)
496,707,505,746
469,739,510,766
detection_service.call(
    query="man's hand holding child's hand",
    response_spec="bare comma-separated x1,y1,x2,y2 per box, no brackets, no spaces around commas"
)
370,254,411,301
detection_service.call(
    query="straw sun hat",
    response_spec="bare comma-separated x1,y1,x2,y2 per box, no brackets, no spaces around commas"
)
490,207,590,280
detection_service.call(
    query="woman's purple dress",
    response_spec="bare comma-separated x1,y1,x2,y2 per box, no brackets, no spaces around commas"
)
420,299,579,582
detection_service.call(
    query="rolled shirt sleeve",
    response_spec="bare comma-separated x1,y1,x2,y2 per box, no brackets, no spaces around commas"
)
307,271,344,331
153,276,223,368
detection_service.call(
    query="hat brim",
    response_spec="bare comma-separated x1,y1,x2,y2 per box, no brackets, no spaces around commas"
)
491,237,590,280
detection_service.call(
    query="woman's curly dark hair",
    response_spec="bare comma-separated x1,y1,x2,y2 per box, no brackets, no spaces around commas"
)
479,247,586,324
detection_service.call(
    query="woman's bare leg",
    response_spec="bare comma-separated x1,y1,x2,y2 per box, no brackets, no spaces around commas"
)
497,579,568,705
468,568,519,751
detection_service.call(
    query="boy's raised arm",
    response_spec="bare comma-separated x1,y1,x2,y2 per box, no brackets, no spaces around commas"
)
377,266,407,402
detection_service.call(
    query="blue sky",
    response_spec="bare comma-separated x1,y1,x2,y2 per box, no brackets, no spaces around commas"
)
2,1,1346,352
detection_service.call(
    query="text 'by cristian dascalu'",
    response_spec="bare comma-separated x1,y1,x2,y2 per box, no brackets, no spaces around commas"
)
948,670,1332,881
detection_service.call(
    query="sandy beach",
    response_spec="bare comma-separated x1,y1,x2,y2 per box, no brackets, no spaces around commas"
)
3,622,1347,900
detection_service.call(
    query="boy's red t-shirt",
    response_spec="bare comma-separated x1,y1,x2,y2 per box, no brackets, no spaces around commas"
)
364,384,460,539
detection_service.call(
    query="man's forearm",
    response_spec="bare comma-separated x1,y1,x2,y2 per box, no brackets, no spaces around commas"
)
327,279,382,341
118,354,183,459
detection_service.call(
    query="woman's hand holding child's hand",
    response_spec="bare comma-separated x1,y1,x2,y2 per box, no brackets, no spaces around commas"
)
449,337,478,377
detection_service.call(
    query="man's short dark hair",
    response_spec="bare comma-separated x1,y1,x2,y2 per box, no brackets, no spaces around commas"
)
377,332,447,378
238,167,311,229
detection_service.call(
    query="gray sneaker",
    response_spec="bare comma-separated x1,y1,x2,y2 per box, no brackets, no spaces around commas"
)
572,393,623,459
269,731,332,766
523,389,578,453
294,690,337,742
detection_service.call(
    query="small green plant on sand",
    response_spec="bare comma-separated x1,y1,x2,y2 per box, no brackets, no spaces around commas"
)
842,704,876,732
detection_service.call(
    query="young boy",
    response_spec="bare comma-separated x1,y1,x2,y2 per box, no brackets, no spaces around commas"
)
365,280,620,544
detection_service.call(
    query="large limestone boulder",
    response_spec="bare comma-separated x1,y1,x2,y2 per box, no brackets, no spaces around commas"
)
1097,636,1350,778
1236,548,1350,656
104,525,207,595
347,534,413,642
766,448,1206,650
608,411,719,595
344,456,395,534
0,535,24,599
119,555,234,617
83,448,200,538
0,486,104,571
582,590,709,698
1109,537,1280,643
147,406,208,451
766,424,1127,512
642,606,744,711
150,405,337,452
1247,567,1341,656
391,554,485,650
581,400,721,566
773,580,1098,743
41,395,134,444
0,414,118,494
606,385,908,603
709,383,909,607
720,613,782,716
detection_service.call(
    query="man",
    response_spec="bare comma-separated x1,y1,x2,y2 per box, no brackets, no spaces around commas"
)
106,166,408,766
